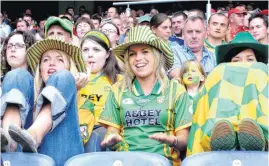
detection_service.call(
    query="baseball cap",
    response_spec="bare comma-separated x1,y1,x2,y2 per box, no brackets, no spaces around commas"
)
228,8,247,17
137,15,152,24
259,9,269,16
44,16,73,38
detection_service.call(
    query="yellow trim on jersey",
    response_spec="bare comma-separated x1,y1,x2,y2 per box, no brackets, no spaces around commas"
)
175,122,192,133
98,119,121,129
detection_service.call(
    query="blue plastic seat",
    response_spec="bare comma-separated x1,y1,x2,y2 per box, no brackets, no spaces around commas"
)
64,152,172,166
182,151,268,166
1,152,55,166
84,131,102,152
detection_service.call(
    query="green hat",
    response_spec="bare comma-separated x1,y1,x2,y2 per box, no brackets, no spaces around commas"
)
137,15,152,24
113,26,174,70
216,32,268,64
26,38,86,74
44,16,73,38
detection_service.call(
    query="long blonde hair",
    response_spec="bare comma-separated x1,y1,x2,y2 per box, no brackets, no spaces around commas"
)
34,50,78,101
122,46,168,93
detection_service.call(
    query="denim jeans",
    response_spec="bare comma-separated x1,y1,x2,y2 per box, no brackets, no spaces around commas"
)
36,70,83,166
1,69,34,128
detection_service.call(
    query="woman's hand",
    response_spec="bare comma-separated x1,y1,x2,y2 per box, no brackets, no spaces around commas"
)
149,132,176,145
75,73,88,90
101,133,122,148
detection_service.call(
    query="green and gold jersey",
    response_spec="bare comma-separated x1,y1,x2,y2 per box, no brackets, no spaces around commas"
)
204,39,226,53
78,73,122,144
99,78,192,166
187,62,268,156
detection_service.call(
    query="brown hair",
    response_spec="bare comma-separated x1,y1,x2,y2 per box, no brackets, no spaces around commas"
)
1,31,36,78
80,30,122,84
150,13,170,29
75,17,95,32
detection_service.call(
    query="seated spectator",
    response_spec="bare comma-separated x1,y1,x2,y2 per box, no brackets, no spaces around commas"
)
78,30,122,145
226,8,248,42
99,26,192,165
169,11,187,46
74,17,94,40
150,8,159,17
137,15,151,27
81,11,91,19
44,16,88,90
205,13,229,53
216,32,268,64
179,60,206,115
187,62,268,155
1,31,35,152
187,32,268,155
16,19,29,32
91,14,102,29
1,31,35,80
100,22,125,70
2,38,86,166
0,12,11,38
169,16,216,78
188,9,206,20
45,16,73,43
249,14,268,44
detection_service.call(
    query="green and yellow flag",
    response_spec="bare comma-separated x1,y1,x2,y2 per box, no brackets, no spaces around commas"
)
187,62,268,156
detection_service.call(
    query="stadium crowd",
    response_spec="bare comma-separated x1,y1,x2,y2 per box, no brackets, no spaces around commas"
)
0,2,268,166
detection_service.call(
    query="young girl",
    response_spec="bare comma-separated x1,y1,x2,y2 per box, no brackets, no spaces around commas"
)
1,31,35,151
78,30,122,145
179,60,206,114
2,38,86,166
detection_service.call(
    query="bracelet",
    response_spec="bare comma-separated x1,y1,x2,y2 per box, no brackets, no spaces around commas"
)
169,136,178,147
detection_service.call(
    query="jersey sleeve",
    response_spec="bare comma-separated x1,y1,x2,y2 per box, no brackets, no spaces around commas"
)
174,89,192,132
98,90,121,129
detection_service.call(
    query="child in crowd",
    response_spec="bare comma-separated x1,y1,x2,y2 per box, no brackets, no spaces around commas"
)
179,60,206,114
78,30,122,145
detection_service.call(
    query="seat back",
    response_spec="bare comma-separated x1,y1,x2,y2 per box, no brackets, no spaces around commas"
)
1,152,55,166
84,131,102,152
65,152,172,166
182,151,268,166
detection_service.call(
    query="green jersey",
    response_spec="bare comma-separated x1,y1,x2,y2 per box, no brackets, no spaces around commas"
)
99,78,192,165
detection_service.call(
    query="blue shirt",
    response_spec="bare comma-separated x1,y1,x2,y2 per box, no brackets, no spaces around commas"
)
169,35,184,46
169,43,216,75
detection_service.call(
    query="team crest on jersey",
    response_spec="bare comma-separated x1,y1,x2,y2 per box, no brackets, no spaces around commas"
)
157,96,165,104
80,124,89,141
123,98,134,104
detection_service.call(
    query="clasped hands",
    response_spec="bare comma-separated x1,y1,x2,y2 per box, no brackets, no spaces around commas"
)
101,132,177,148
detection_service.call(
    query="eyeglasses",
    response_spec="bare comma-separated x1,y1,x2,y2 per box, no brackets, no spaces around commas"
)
6,43,26,50
102,29,117,35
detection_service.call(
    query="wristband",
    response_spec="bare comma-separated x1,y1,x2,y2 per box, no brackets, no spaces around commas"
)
169,136,178,147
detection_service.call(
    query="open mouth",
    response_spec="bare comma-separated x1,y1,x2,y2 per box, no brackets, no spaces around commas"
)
135,63,147,68
188,77,193,80
48,69,56,75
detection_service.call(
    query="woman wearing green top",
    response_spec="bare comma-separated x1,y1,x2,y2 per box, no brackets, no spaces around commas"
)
98,26,192,166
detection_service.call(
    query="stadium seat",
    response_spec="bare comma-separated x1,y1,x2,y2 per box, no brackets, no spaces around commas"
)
1,152,55,166
64,152,172,166
182,151,268,166
84,131,102,152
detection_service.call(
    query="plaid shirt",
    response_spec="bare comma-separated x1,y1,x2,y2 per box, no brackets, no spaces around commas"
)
169,42,216,75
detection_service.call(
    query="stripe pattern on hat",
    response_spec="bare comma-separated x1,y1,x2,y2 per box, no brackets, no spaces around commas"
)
26,39,86,75
113,26,174,70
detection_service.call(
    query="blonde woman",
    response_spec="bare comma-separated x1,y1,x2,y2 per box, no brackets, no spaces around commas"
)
1,39,86,166
99,26,192,166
